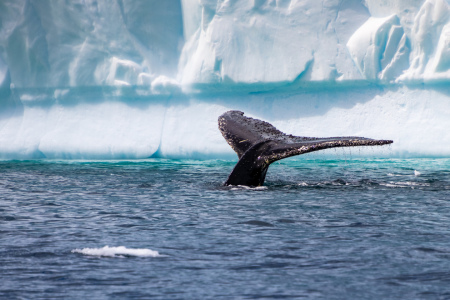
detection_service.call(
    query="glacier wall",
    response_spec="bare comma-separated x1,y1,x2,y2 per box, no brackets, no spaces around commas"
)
0,0,449,159
0,0,184,88
3,0,450,88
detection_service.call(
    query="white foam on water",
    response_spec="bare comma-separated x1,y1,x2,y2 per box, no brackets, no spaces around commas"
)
230,185,268,191
387,173,407,177
71,246,163,258
380,181,431,188
414,170,421,176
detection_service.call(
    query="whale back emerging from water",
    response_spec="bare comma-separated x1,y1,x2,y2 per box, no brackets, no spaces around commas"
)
219,110,393,186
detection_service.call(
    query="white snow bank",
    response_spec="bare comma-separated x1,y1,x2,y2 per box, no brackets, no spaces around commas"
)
72,246,162,258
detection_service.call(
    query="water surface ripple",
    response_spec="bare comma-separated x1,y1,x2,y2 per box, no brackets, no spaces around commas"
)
1,158,450,299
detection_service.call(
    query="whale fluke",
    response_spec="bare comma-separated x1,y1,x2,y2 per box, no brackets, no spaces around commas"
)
218,110,393,186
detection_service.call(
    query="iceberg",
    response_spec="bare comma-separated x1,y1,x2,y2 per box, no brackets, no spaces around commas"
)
0,0,449,159
346,14,410,81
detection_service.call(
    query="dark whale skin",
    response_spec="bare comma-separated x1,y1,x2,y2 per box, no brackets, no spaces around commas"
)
219,110,393,187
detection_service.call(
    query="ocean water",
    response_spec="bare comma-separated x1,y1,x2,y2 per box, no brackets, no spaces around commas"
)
1,157,450,299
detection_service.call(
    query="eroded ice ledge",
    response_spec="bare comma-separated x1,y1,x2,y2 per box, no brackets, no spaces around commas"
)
1,83,449,159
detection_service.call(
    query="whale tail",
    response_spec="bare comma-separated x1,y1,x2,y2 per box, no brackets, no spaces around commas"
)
219,110,393,186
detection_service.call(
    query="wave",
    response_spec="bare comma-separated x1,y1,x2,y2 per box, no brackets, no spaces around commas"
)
71,246,162,258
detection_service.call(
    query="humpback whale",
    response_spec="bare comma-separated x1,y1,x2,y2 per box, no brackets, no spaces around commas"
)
219,110,393,187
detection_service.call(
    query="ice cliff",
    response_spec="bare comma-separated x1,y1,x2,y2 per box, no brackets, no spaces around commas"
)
0,0,449,159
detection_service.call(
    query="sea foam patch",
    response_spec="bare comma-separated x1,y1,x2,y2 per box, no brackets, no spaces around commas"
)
72,246,162,258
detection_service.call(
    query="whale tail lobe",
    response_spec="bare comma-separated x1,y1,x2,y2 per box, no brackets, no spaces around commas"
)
219,110,393,186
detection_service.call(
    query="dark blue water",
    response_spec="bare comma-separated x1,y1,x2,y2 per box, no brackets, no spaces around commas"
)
1,158,450,299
